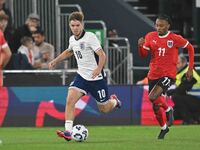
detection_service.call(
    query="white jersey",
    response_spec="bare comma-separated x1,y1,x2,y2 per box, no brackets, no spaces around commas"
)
68,31,105,81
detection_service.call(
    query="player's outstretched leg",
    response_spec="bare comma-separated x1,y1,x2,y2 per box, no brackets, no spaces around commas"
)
157,127,169,139
56,130,72,141
166,107,174,126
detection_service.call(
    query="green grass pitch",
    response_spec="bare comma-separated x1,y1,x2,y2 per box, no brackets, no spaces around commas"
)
0,125,200,150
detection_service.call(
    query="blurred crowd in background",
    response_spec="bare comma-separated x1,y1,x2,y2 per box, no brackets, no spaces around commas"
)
1,0,54,70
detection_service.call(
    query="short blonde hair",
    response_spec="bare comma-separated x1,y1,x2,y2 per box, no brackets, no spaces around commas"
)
69,11,84,22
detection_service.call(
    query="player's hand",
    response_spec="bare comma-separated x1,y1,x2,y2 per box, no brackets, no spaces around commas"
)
186,68,193,81
138,37,145,47
92,67,101,79
48,59,57,69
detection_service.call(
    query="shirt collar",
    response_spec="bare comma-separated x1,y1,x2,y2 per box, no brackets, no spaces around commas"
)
158,31,170,38
75,30,85,41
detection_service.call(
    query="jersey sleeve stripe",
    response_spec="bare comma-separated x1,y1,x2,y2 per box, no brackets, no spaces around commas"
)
2,43,8,49
143,45,150,51
183,41,189,48
94,47,102,52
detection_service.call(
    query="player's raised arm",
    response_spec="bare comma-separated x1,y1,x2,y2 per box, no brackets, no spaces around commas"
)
92,49,106,79
138,37,149,58
48,49,73,69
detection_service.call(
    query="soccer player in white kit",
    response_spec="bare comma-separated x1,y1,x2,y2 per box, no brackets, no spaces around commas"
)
49,11,121,141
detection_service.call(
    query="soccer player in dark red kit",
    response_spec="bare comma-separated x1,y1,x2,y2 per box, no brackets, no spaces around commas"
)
138,15,194,139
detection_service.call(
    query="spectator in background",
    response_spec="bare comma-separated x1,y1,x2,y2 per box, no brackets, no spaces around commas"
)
176,55,200,87
108,29,119,47
167,55,200,124
11,13,40,53
32,29,55,69
170,75,200,125
108,29,118,38
0,11,11,86
0,0,13,47
107,29,123,82
18,36,41,68
18,36,34,66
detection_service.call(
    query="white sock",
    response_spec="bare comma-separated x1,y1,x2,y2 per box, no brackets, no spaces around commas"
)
65,120,73,132
165,107,171,112
161,124,167,130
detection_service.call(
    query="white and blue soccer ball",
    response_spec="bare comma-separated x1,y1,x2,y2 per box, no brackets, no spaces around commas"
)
72,124,88,142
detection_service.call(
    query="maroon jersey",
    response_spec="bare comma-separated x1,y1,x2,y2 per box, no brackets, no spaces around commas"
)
143,31,189,80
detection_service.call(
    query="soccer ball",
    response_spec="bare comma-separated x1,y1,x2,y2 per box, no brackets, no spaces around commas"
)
72,124,88,142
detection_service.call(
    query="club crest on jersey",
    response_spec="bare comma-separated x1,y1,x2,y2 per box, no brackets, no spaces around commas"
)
80,42,85,50
167,40,173,48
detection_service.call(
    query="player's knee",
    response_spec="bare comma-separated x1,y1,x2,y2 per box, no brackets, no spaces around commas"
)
153,104,160,114
148,94,157,101
66,98,76,107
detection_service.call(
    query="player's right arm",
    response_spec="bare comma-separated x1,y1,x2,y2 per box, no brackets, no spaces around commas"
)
48,49,73,69
138,34,150,58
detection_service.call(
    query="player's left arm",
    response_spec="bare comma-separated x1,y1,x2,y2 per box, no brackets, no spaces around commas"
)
185,43,194,80
92,49,106,79
176,35,194,80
